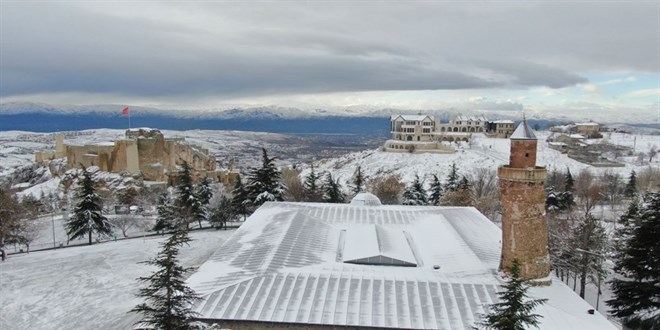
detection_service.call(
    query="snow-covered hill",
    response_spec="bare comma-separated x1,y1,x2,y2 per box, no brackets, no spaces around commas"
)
307,131,660,188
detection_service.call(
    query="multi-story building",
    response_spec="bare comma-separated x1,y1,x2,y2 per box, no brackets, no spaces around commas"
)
389,115,436,142
385,114,514,153
436,115,488,133
486,120,516,138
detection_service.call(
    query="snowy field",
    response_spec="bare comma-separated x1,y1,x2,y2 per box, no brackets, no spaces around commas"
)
0,229,235,330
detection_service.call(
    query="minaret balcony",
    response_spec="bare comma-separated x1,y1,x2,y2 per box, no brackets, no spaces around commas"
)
498,165,546,182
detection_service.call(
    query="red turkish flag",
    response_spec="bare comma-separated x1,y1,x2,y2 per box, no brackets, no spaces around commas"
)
122,107,129,115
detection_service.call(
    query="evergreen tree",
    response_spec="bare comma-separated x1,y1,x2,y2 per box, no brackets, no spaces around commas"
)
564,168,575,193
245,148,286,207
322,172,346,203
429,174,443,206
545,187,560,213
192,177,213,228
174,162,197,229
445,163,460,192
613,197,640,252
303,164,322,202
66,168,112,245
0,189,24,261
209,195,234,230
607,192,660,329
624,170,637,198
558,169,576,211
131,229,200,329
402,174,428,205
476,259,548,330
350,166,365,196
231,176,250,221
153,192,177,232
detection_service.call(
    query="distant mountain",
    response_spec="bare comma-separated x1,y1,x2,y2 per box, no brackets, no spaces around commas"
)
1,102,656,134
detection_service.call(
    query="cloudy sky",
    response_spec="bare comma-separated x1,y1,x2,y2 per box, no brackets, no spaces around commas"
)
1,1,658,119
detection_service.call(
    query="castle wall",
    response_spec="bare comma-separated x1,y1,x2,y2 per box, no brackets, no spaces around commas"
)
66,144,115,170
47,128,216,182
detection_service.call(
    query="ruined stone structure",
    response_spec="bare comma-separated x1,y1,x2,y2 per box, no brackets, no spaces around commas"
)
37,129,216,181
498,119,550,281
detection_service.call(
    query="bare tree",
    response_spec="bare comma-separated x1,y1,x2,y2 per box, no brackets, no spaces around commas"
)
109,215,140,238
15,218,41,253
601,170,623,209
280,167,305,202
575,169,604,215
649,144,657,163
470,168,500,221
367,174,405,205
637,166,660,193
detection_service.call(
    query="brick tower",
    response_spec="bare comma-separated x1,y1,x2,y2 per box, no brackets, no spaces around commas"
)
498,119,550,281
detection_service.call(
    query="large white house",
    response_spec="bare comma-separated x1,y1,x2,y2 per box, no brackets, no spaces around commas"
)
385,114,515,153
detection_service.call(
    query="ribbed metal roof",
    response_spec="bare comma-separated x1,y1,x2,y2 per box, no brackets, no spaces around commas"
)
510,119,537,139
187,202,616,330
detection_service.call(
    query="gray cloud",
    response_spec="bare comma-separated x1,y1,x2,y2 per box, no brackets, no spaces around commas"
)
1,2,658,102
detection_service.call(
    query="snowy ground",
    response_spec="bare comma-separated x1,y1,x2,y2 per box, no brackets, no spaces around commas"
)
0,229,235,330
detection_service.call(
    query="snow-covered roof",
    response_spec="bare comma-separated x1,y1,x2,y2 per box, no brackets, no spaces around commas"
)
510,120,537,140
391,115,434,122
455,115,487,122
187,202,615,329
492,120,515,124
576,122,599,126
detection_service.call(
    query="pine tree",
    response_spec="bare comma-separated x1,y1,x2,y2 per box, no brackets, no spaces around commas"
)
153,192,177,232
607,192,660,329
476,259,548,330
231,176,250,221
66,168,112,245
245,148,286,207
613,197,640,252
303,164,322,202
445,163,460,192
545,187,560,213
350,166,365,196
174,162,197,229
192,177,213,228
322,172,346,203
564,168,574,193
559,169,576,211
624,170,637,198
131,229,200,329
429,174,443,206
402,174,428,205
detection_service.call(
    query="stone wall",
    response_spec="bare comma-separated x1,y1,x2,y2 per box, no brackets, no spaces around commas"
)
509,140,538,168
498,166,550,280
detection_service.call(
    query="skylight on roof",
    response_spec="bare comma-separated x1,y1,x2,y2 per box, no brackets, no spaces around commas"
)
340,225,420,267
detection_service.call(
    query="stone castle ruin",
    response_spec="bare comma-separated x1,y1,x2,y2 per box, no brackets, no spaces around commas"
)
35,128,216,181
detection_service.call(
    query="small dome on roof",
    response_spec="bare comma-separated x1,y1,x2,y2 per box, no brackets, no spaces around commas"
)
350,192,382,206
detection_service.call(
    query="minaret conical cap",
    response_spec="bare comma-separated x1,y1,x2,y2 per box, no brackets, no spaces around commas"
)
510,119,537,140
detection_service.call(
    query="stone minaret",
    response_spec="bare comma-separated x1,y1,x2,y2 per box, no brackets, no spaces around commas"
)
498,119,550,281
